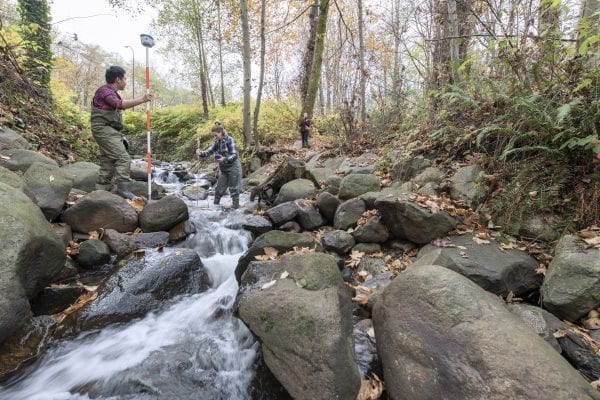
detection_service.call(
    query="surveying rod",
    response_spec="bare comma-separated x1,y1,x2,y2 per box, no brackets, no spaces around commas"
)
140,33,155,200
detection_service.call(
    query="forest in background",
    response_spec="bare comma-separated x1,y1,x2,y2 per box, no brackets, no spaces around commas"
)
0,0,599,237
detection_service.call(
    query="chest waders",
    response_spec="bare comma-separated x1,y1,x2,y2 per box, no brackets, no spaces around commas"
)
90,108,138,200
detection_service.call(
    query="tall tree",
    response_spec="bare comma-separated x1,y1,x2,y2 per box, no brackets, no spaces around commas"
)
577,0,600,59
216,0,226,106
300,0,319,102
252,0,266,147
300,0,330,120
239,0,252,148
358,0,367,123
18,0,52,95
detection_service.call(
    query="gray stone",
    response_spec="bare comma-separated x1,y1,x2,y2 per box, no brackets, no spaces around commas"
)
333,198,366,230
391,155,432,182
235,230,323,282
449,165,486,210
274,178,317,205
0,165,33,199
23,162,74,221
265,201,298,225
338,174,380,200
242,215,273,236
0,182,65,343
72,248,209,332
295,199,325,230
0,125,31,151
130,180,166,200
139,195,189,232
168,220,196,242
352,243,381,254
60,162,100,193
322,230,355,255
316,191,340,222
412,167,445,187
61,191,138,234
542,235,600,321
373,264,600,400
352,216,389,243
375,196,457,244
77,239,111,269
0,149,58,172
237,253,361,400
415,235,542,298
507,303,566,353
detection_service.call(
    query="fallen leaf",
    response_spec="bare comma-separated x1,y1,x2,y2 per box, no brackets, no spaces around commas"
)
472,237,491,245
535,265,547,276
352,285,373,305
367,327,375,337
280,271,289,279
345,250,365,269
264,247,279,259
356,374,384,400
431,237,455,248
459,251,469,258
49,175,55,182
261,280,276,290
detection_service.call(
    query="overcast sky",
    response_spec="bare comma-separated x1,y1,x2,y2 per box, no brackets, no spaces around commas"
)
50,0,167,72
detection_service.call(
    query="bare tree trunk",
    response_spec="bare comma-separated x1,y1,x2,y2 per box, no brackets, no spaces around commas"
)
201,36,214,108
192,17,209,119
216,0,226,106
300,0,330,120
252,0,266,147
577,0,600,56
358,0,367,123
239,0,252,148
300,0,319,102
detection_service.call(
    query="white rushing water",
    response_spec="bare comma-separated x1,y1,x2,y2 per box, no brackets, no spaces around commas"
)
0,168,258,400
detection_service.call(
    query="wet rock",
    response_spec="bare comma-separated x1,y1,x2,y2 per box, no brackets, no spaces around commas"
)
31,286,87,315
169,220,196,242
61,190,138,234
139,195,189,232
242,215,273,236
77,239,111,269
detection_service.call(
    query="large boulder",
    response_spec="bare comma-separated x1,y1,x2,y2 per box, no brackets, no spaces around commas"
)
391,155,432,182
542,235,600,321
72,248,209,331
0,149,58,172
338,173,380,200
0,182,66,344
333,198,366,230
139,195,189,232
61,190,138,233
273,178,317,205
373,264,600,400
414,234,542,298
507,303,566,353
23,162,74,221
295,199,325,230
0,165,33,199
375,196,456,244
352,216,389,243
237,253,361,400
242,215,273,236
449,165,486,210
0,126,31,151
265,201,298,225
60,162,100,193
316,191,340,222
235,230,323,282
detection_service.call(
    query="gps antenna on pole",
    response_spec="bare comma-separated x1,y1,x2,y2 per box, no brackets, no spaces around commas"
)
140,33,155,200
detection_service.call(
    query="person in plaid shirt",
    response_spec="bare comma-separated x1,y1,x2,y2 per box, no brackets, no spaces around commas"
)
91,65,152,200
196,122,242,209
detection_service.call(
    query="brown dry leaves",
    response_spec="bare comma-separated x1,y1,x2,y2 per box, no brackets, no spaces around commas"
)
66,240,79,256
357,374,384,400
254,246,279,261
345,250,365,269
127,197,147,213
52,284,99,324
577,226,600,249
356,210,380,227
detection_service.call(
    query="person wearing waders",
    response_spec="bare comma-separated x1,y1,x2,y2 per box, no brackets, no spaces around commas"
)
91,65,152,200
196,123,242,209
299,112,311,148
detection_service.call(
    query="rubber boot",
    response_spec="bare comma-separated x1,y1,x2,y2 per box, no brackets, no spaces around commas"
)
95,183,113,191
231,195,239,209
214,196,221,205
116,181,138,200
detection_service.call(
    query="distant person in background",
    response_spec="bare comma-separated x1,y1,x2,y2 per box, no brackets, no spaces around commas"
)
91,65,152,200
299,112,312,148
196,122,242,209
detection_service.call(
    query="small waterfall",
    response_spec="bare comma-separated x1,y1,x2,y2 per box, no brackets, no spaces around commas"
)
0,168,258,400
